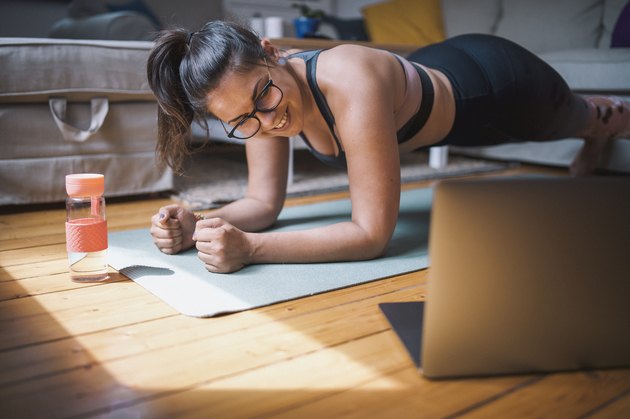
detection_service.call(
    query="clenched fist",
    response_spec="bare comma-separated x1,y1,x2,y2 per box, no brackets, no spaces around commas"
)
193,217,254,273
150,204,197,254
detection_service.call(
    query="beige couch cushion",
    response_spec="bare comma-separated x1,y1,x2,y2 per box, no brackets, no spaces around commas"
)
0,37,154,103
540,48,630,92
49,11,156,41
0,37,158,161
0,101,160,160
0,37,172,204
494,0,602,53
440,0,501,37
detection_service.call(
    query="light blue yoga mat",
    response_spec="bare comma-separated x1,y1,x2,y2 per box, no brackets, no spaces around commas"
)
108,188,432,317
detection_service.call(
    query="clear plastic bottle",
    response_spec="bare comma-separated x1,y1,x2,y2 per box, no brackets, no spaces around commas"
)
65,173,109,282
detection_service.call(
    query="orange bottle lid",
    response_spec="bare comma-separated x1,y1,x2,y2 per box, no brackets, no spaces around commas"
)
66,174,105,197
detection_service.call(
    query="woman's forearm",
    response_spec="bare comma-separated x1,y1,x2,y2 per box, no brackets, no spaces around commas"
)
247,221,390,265
202,197,280,232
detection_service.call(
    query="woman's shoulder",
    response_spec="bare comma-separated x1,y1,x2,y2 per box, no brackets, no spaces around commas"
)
317,44,401,89
322,43,393,64
282,44,393,71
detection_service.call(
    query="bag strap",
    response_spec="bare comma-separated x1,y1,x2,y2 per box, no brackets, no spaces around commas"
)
49,97,109,142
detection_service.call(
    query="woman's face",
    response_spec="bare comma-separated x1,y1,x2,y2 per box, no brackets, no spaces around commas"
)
206,60,304,139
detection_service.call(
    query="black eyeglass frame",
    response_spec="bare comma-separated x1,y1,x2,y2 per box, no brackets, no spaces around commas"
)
219,59,284,140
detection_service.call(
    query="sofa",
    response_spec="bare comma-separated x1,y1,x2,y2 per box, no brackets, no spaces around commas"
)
0,0,223,206
0,37,172,205
437,0,630,173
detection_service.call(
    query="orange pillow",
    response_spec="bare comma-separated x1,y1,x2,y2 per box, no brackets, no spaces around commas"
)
362,0,445,46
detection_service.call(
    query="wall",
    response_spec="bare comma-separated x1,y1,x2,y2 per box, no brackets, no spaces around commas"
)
221,0,383,37
0,0,224,38
0,1,69,37
334,0,383,18
144,0,223,30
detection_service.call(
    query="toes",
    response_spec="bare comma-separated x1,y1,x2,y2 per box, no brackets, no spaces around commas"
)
602,107,613,124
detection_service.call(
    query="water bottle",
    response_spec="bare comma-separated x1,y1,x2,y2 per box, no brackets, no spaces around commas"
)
65,173,109,282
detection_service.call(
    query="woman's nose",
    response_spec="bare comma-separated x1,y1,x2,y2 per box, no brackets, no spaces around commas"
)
257,111,277,129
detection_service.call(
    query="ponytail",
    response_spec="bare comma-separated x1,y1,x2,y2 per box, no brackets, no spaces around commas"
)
147,21,268,173
147,29,194,173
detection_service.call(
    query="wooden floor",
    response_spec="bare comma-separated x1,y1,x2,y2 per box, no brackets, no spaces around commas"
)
1,164,629,418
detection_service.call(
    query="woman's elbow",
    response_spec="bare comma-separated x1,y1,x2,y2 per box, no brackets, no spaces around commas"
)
360,230,394,260
263,201,288,230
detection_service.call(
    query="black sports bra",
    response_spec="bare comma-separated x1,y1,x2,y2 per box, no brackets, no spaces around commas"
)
290,49,434,169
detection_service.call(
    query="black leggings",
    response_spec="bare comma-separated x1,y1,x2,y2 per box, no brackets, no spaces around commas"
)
407,34,590,147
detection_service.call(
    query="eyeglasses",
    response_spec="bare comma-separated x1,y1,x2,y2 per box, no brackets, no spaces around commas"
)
220,59,284,140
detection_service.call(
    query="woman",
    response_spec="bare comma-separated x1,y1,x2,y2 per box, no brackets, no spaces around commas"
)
147,20,629,273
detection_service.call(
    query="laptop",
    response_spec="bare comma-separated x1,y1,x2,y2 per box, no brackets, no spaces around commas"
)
380,176,630,379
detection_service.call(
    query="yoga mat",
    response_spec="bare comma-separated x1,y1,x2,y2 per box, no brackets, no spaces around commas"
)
108,188,432,317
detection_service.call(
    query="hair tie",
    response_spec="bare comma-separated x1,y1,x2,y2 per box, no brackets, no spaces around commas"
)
186,31,197,46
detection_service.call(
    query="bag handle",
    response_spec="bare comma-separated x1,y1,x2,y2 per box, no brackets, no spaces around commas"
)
49,97,109,142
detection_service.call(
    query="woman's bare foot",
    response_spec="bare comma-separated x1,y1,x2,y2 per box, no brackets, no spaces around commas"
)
570,136,609,176
571,96,630,176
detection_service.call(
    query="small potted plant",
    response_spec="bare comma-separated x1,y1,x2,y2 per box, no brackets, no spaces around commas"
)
292,3,325,38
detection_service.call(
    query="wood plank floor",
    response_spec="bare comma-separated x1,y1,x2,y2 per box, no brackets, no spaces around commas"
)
1,164,629,418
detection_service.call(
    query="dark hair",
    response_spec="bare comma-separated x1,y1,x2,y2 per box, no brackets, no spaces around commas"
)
147,20,267,173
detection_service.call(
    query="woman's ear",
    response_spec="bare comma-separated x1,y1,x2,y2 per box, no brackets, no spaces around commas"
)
260,38,281,61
